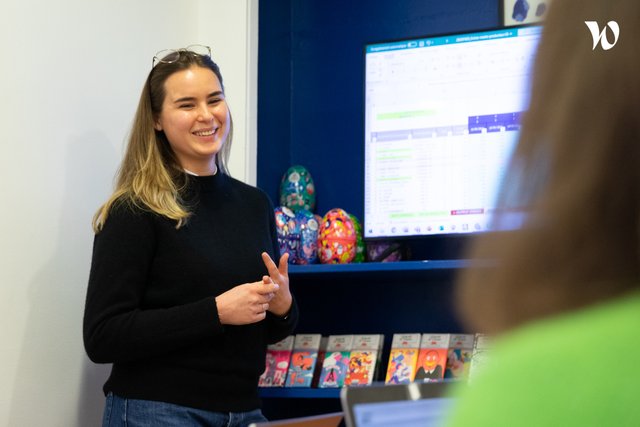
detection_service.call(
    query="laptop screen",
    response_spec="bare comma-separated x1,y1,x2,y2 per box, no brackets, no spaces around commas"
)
247,411,343,427
353,397,454,427
341,381,456,427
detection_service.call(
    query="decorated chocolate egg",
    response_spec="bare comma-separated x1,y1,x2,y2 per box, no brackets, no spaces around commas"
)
295,209,319,264
318,208,357,264
348,213,365,263
279,165,316,212
274,206,299,260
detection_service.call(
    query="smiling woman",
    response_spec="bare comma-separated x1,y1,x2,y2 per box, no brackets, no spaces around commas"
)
83,47,298,427
154,66,230,176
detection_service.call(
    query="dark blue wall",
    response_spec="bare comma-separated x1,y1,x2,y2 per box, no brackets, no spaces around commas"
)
258,0,499,222
256,5,500,418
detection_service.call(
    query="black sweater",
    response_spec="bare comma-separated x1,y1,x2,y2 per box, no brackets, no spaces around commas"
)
83,173,298,412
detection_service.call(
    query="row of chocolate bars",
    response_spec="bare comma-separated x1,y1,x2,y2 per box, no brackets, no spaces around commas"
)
259,332,490,388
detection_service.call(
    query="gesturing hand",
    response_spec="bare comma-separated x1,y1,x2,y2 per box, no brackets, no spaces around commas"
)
215,280,279,325
261,252,292,317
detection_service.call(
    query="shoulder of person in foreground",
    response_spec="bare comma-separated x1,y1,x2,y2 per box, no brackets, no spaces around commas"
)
444,291,640,427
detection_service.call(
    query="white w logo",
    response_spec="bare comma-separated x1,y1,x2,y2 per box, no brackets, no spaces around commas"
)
584,21,620,50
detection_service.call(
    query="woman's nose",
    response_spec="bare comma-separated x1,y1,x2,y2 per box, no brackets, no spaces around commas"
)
197,104,213,121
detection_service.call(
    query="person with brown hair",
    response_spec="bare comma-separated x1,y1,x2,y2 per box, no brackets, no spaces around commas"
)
83,46,297,426
446,0,640,425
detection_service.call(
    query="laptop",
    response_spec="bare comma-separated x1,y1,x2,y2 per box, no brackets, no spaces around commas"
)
340,381,455,427
248,411,343,427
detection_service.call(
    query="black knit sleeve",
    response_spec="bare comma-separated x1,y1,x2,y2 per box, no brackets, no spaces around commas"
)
265,295,299,344
83,204,224,364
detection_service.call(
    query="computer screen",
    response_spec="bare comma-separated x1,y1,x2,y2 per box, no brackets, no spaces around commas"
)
363,25,542,239
341,381,455,427
353,397,453,427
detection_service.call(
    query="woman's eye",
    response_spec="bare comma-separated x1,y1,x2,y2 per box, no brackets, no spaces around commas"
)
179,104,194,109
208,98,222,105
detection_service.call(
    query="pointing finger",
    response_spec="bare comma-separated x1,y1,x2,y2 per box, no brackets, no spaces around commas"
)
261,252,278,275
278,253,289,276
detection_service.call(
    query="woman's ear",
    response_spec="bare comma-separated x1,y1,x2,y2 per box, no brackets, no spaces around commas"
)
154,118,163,131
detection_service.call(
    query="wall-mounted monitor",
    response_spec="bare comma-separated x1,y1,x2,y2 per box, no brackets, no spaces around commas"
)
363,25,542,239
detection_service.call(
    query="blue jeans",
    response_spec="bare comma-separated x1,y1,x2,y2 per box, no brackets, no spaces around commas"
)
102,393,268,427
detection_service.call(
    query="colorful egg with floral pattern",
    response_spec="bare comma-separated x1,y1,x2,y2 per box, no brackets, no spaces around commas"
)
318,208,357,264
348,213,365,263
279,165,316,212
274,206,299,260
295,209,319,264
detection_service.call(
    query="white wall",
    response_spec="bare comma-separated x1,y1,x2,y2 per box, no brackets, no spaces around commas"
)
0,1,257,425
197,0,259,184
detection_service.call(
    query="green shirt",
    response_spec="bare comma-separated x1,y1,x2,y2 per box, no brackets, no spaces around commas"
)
445,291,640,427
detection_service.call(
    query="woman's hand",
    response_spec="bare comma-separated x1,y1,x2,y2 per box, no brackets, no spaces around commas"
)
261,252,292,317
215,280,279,325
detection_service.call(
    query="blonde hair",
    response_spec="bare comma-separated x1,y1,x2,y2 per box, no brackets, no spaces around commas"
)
456,0,640,334
93,52,233,233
